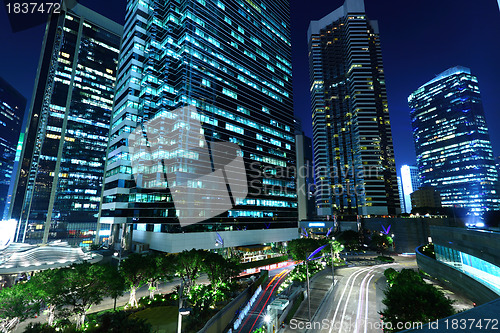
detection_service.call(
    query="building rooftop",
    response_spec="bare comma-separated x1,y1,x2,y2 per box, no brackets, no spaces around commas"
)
307,0,366,38
419,66,471,90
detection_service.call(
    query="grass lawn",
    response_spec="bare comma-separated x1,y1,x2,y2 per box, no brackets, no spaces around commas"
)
129,306,178,333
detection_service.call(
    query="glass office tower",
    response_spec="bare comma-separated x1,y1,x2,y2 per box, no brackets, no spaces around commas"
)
99,0,297,252
409,66,499,211
9,4,122,245
0,77,26,219
397,176,404,214
307,0,398,217
400,164,421,213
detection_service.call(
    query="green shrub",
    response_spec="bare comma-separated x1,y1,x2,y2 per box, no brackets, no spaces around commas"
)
376,256,395,263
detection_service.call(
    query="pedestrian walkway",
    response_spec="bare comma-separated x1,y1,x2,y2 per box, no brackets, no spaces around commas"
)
291,269,335,323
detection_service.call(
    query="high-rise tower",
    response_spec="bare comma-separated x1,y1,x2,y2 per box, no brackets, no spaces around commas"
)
409,66,499,211
400,164,421,213
308,0,398,217
0,77,26,219
99,0,297,252
9,4,122,245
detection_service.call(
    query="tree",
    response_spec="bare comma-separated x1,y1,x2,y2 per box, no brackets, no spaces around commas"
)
28,268,64,326
383,268,398,287
143,253,176,299
200,251,238,290
0,282,41,332
104,267,126,311
175,249,205,292
380,269,455,332
329,240,344,260
120,253,149,308
336,230,361,251
287,238,325,261
371,232,393,254
52,263,121,329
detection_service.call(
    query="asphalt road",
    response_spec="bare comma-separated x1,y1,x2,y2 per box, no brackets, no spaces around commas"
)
236,268,292,333
286,256,418,333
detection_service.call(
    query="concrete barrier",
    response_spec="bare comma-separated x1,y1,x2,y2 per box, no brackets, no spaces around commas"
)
416,246,498,305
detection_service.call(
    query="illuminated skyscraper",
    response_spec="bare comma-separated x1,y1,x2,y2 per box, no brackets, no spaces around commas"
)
409,66,499,211
98,0,297,252
400,164,420,213
308,0,398,217
0,77,26,219
9,4,122,244
397,176,404,214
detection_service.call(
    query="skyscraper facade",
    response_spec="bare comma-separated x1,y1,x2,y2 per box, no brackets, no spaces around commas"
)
0,77,26,219
409,66,499,212
307,0,398,217
397,176,404,214
295,121,314,221
99,0,297,252
400,164,421,213
9,4,122,245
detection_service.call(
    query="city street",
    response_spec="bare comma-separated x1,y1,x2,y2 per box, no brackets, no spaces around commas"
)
237,268,292,333
285,256,418,333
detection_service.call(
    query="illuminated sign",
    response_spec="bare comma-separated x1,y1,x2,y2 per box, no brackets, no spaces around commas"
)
308,222,325,227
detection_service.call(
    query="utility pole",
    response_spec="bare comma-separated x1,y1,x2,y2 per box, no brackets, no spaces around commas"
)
330,244,335,287
177,281,184,333
306,261,311,321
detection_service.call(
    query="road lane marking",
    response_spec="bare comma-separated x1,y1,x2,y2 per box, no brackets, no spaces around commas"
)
330,267,374,333
354,273,372,333
364,274,375,333
332,264,395,333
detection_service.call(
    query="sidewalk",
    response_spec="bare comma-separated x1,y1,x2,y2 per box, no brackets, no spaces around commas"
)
288,269,334,323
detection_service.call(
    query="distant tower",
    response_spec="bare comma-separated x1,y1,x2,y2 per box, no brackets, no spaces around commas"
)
400,165,421,214
397,176,404,214
308,0,398,217
295,119,315,221
9,4,122,244
409,66,499,211
0,77,26,219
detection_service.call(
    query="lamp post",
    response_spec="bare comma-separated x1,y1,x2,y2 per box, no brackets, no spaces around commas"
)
306,260,311,321
177,280,184,333
305,244,328,321
326,228,336,287
264,313,272,333
330,242,335,287
112,241,123,311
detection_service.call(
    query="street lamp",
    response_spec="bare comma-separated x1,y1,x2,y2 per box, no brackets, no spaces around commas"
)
306,244,328,321
177,281,191,333
264,313,272,333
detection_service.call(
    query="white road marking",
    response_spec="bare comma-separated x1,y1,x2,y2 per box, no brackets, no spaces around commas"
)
330,267,374,333
364,274,376,333
354,273,373,333
331,264,395,333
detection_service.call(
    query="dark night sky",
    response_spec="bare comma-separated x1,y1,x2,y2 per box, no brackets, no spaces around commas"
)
1,0,500,176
